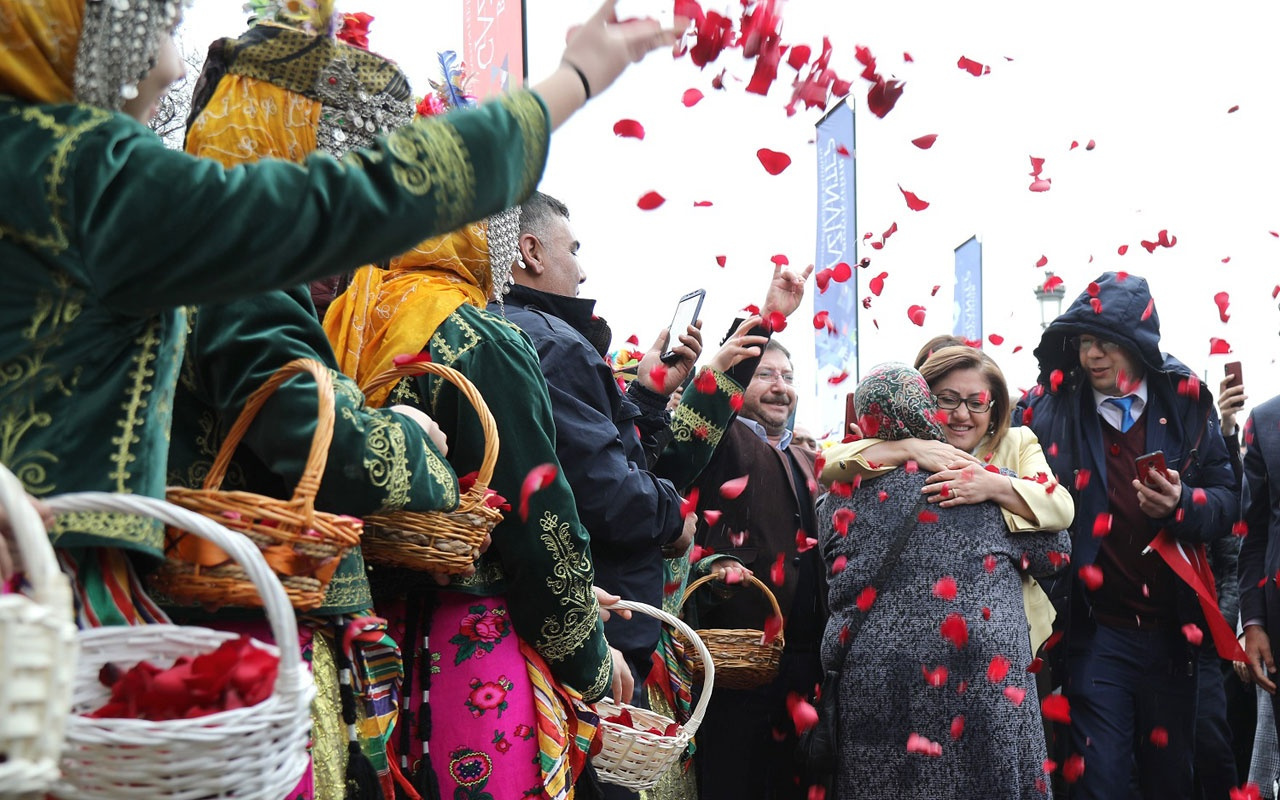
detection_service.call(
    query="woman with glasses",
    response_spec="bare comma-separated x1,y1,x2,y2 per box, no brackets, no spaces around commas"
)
822,345,1074,654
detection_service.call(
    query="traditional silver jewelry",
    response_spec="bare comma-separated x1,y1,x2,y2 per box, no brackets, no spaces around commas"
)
74,0,188,110
486,205,521,316
314,59,414,158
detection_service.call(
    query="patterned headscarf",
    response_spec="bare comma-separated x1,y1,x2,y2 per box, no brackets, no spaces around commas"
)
0,0,182,109
853,362,947,442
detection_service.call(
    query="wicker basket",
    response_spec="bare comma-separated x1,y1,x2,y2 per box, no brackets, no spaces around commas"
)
155,358,362,611
357,362,501,574
44,492,315,800
677,573,785,690
0,465,78,799
593,599,714,791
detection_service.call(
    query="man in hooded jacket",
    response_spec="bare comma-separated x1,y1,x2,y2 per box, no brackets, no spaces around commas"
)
1015,272,1241,799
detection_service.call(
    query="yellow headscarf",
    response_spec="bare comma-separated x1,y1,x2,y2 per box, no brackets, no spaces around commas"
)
0,0,84,103
324,223,494,406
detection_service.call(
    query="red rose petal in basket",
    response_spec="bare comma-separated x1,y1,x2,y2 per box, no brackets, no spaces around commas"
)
757,148,793,175
612,119,645,140
637,191,666,210
911,134,938,149
519,463,558,522
720,475,749,499
899,185,930,211
392,352,431,365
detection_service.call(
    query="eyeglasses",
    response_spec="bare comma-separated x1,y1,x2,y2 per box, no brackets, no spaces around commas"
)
754,369,795,386
934,393,993,413
1069,335,1122,354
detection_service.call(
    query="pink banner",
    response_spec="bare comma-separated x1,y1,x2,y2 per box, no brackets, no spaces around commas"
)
463,0,527,100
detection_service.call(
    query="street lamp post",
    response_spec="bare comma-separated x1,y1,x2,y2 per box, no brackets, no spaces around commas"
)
1033,271,1066,329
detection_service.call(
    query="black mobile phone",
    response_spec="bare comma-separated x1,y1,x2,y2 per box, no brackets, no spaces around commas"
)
1135,450,1168,487
660,289,706,365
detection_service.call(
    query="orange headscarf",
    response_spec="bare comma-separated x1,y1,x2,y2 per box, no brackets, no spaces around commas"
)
324,223,494,406
0,0,84,103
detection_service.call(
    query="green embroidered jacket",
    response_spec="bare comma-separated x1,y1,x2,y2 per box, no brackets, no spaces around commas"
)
0,91,548,558
382,304,614,702
167,286,460,615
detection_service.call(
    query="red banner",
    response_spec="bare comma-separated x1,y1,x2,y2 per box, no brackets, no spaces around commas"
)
463,0,527,100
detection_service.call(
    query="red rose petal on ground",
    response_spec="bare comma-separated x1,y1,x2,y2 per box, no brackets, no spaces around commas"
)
932,576,958,601
1041,694,1071,724
1150,727,1169,748
1003,686,1027,706
1210,337,1233,355
1079,564,1104,591
988,654,1011,683
681,88,704,107
757,148,792,175
899,185,930,211
637,191,666,210
855,586,877,612
957,56,990,76
612,119,645,140
907,305,927,326
911,134,938,149
519,463,558,522
940,613,968,648
719,475,749,499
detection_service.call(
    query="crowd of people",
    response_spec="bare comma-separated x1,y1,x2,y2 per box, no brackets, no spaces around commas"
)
0,2,1278,800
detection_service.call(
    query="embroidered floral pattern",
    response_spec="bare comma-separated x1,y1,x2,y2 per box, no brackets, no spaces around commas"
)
449,604,511,665
466,675,512,718
536,511,600,663
447,747,494,799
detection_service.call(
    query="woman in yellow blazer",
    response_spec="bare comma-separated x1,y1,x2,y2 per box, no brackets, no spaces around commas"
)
821,344,1074,652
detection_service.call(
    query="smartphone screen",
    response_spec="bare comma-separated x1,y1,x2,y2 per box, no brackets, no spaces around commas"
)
661,290,705,363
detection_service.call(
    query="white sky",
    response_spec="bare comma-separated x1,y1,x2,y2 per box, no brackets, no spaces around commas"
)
183,1,1280,439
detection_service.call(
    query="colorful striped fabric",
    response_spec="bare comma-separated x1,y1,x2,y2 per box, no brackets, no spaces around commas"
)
521,639,600,800
58,547,170,627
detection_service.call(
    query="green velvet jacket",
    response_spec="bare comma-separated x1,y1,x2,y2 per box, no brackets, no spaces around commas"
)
381,303,615,701
167,286,459,615
0,91,548,558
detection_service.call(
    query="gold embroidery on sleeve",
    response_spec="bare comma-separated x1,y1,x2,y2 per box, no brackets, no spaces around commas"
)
500,92,549,198
671,404,724,448
711,368,743,397
535,511,600,663
109,317,161,491
383,117,474,229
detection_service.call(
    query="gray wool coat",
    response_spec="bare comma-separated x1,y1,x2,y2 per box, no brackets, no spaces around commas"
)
818,468,1070,799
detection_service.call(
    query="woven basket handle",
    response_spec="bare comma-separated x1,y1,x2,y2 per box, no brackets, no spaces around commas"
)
0,464,71,612
362,361,499,510
679,573,785,627
203,358,335,518
45,492,304,693
600,598,714,740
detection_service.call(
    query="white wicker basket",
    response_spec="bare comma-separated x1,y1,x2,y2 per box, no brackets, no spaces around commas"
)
0,465,78,800
592,599,714,791
44,493,316,800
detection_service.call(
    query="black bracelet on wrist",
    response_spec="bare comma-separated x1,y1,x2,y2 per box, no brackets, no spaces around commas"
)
563,61,592,100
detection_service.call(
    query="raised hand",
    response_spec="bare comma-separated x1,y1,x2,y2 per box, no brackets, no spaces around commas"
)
762,263,815,319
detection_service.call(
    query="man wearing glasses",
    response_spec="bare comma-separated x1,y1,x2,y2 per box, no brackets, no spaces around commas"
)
1016,272,1240,799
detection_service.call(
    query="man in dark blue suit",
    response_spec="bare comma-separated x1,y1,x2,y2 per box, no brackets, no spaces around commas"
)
1017,272,1242,799
1239,395,1280,741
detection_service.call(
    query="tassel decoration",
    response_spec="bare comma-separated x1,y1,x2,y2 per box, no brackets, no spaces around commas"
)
337,621,385,800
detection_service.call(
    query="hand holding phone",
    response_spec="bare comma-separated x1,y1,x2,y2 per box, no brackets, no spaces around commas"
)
661,289,705,365
1135,450,1168,488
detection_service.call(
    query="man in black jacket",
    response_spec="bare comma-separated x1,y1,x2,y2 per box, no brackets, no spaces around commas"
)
489,192,746,709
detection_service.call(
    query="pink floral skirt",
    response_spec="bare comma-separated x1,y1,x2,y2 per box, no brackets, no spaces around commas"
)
403,592,545,799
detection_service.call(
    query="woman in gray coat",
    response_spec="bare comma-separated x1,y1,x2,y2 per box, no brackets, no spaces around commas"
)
817,363,1070,799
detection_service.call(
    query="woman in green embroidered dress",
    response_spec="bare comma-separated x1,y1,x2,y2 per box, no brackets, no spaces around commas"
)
0,0,680,625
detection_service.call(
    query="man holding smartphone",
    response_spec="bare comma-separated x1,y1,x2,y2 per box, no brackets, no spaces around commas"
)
1016,272,1241,800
